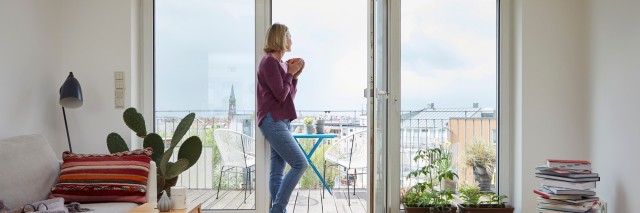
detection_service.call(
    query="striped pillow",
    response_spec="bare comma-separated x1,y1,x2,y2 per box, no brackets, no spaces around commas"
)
50,148,152,203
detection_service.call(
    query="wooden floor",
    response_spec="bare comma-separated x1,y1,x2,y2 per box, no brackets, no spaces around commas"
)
188,188,367,213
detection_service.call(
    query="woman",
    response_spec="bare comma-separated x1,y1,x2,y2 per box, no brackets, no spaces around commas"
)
257,23,306,213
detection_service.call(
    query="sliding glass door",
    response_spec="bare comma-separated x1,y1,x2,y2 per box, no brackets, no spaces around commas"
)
155,0,256,211
398,0,499,210
153,1,501,212
272,0,370,212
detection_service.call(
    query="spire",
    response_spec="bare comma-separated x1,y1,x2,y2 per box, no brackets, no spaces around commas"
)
230,84,236,101
228,84,236,119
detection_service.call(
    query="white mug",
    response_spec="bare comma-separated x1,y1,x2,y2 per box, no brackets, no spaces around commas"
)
170,186,187,209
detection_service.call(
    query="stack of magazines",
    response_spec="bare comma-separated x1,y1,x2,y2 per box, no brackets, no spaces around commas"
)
534,159,602,213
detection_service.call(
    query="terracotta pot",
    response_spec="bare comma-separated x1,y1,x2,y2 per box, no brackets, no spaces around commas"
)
458,204,514,213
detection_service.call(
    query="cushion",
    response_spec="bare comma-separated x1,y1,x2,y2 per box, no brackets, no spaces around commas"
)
50,148,152,203
0,134,59,208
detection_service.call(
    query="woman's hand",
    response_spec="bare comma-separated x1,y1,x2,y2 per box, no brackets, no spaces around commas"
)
292,58,305,79
286,58,304,76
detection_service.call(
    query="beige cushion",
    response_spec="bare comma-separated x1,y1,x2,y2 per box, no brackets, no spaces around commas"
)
0,134,60,208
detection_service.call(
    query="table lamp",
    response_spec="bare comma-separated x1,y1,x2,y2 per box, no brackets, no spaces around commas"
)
59,72,83,152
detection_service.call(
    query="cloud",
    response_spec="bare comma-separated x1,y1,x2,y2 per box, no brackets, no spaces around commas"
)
155,0,498,112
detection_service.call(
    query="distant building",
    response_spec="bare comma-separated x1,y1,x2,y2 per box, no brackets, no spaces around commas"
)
228,85,236,119
399,103,497,189
226,85,254,136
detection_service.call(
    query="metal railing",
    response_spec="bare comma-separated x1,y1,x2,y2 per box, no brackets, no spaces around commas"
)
154,109,496,191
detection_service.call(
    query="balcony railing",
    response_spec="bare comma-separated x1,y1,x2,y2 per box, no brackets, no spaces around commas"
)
155,108,496,209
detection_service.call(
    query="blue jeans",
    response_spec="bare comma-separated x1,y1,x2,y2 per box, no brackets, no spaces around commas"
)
258,113,308,213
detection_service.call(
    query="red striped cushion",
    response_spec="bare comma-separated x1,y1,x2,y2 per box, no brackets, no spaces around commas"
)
50,148,152,203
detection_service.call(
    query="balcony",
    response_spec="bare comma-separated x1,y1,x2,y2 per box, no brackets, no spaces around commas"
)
155,108,496,212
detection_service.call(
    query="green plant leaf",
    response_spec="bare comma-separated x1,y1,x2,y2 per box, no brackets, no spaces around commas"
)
106,133,129,153
165,158,189,179
170,113,195,148
143,133,165,165
159,147,174,176
123,108,147,137
177,136,202,170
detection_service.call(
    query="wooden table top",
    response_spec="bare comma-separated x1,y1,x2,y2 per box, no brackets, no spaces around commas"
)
129,202,201,213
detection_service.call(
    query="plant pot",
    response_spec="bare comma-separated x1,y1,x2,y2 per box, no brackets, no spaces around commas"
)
305,125,313,134
458,204,514,213
404,205,457,213
443,179,457,191
473,166,493,191
315,120,325,134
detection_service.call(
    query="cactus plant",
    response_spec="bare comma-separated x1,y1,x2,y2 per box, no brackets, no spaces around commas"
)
106,107,203,197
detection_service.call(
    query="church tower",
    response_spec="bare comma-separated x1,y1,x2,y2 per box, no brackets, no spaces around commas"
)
228,84,236,119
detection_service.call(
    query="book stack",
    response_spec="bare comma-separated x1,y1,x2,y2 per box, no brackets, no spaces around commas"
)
534,159,600,213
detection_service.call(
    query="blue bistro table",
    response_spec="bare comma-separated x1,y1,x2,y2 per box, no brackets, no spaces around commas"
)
292,133,338,195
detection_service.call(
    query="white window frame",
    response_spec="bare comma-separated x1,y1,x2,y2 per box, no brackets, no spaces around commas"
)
388,0,512,211
142,0,512,211
497,0,512,203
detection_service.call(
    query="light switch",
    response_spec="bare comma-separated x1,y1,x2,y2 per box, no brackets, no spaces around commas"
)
115,89,125,98
115,79,124,89
115,71,124,80
114,71,125,109
115,98,125,108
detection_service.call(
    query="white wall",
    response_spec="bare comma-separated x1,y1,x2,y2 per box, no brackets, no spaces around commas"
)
4,1,639,212
0,0,64,152
512,0,590,212
587,1,640,212
0,0,139,155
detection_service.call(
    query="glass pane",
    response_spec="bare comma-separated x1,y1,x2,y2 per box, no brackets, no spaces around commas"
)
400,0,498,208
155,0,256,210
373,0,388,212
272,0,368,212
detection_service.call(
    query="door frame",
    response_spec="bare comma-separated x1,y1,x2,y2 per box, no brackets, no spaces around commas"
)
367,0,401,212
255,0,271,212
144,0,511,212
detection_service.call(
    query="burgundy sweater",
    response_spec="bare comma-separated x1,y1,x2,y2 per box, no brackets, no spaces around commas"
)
257,53,298,126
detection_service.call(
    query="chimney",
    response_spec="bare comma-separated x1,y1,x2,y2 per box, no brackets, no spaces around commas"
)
429,102,435,109
473,102,479,108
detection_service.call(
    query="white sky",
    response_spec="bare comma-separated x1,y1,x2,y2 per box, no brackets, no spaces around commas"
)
155,0,497,113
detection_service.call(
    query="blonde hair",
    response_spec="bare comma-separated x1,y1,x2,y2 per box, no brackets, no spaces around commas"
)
263,23,290,53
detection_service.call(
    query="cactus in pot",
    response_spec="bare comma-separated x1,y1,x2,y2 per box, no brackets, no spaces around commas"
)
106,107,202,197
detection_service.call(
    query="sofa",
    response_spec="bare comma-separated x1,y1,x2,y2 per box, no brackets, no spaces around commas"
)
0,134,157,213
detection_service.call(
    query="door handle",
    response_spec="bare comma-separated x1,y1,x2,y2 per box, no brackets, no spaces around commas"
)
377,89,389,98
363,88,389,98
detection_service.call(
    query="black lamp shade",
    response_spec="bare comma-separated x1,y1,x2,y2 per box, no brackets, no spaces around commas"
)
59,72,83,108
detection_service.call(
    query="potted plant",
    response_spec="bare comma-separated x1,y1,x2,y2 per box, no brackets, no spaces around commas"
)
106,108,203,197
303,117,314,134
315,116,325,134
402,147,458,213
463,141,496,191
458,183,514,212
438,141,456,191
